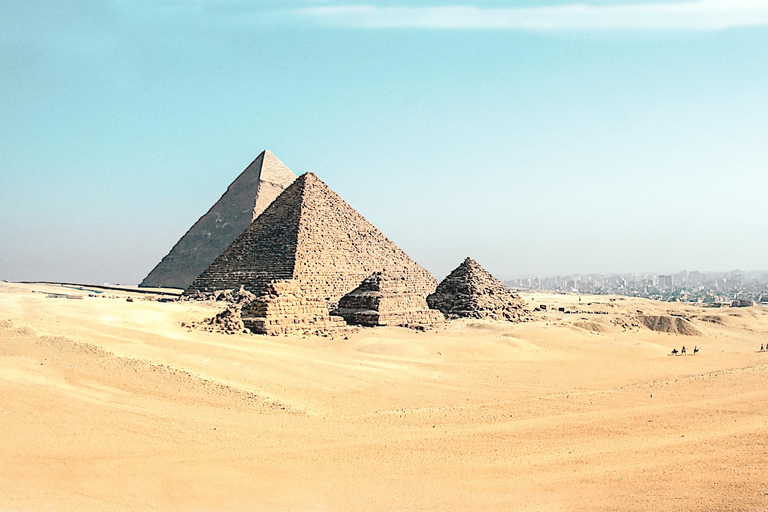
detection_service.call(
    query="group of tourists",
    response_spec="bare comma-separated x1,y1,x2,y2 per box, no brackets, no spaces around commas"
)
671,346,699,356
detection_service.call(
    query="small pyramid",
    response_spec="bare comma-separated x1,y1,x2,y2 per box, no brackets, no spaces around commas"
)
185,172,438,306
334,272,444,327
241,280,346,335
427,257,529,322
140,150,297,289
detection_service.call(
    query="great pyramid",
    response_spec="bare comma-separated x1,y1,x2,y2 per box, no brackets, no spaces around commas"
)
185,172,438,306
334,272,444,327
427,257,530,322
140,150,297,289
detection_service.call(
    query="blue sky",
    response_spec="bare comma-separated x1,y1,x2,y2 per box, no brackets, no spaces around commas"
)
1,0,767,284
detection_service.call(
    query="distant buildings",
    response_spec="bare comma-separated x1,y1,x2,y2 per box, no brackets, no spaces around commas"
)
506,270,768,305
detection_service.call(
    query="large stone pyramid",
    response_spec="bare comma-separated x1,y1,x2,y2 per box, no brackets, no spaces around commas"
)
427,257,529,322
185,172,438,306
140,150,297,289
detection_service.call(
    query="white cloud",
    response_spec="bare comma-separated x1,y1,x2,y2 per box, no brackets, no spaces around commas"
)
293,0,768,30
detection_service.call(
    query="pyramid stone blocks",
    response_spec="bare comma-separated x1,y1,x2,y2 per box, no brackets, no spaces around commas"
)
427,258,530,322
334,272,444,327
241,280,345,335
186,172,438,308
140,150,297,289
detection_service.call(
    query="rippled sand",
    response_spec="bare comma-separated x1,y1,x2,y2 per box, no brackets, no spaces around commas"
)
2,282,767,511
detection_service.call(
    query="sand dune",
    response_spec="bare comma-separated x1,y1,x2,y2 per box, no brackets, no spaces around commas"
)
1,283,767,511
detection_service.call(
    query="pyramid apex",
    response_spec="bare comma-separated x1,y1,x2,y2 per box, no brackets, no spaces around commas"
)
296,171,323,185
262,149,283,161
140,152,296,289
262,149,292,163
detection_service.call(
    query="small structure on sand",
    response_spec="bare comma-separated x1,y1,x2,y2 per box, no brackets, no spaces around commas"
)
241,280,345,335
427,258,530,322
334,272,444,328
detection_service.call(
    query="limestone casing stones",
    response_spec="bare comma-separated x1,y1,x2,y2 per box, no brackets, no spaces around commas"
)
427,257,530,322
140,150,297,289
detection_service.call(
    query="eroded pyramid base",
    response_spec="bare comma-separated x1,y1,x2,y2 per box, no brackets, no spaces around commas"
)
334,272,444,328
242,280,346,335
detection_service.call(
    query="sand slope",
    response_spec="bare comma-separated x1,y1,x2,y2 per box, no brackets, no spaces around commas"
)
1,283,767,511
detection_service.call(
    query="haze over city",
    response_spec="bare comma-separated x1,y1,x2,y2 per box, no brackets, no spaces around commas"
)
2,0,767,284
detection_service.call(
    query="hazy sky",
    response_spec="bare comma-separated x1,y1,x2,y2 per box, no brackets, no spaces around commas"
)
1,0,767,284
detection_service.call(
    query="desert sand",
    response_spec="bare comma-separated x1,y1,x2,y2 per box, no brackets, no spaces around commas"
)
1,281,767,511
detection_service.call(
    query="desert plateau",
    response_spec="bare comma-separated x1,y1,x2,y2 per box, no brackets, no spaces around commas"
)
2,281,767,511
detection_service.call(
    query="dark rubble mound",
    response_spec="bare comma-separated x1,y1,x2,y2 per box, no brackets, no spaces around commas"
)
182,304,249,335
180,286,256,334
181,286,256,305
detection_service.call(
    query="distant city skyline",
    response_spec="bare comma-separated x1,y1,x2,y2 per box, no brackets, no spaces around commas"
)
506,268,768,304
2,1,767,285
504,269,768,281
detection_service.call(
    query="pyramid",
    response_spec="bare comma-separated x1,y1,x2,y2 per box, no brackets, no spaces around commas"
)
185,172,438,306
427,257,530,322
140,150,297,289
334,272,444,327
241,280,346,335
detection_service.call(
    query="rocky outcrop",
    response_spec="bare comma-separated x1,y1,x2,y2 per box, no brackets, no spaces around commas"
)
638,315,702,336
141,150,297,290
334,272,444,328
427,258,530,322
